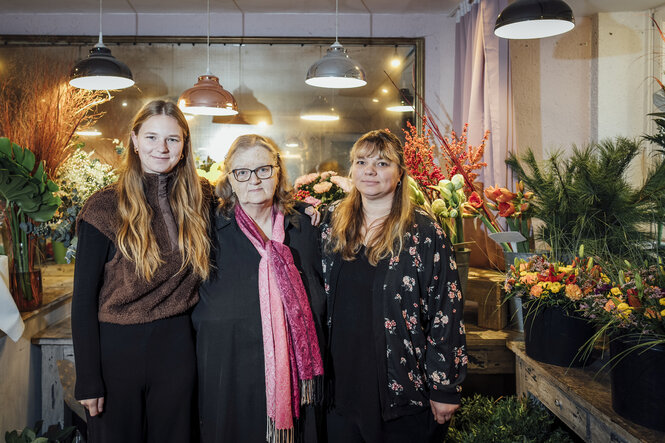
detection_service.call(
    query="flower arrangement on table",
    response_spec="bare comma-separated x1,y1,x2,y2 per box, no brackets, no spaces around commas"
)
503,248,608,315
33,145,117,262
293,171,351,208
578,263,665,339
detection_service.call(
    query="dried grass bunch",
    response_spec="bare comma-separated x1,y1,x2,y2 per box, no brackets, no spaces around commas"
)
0,53,109,176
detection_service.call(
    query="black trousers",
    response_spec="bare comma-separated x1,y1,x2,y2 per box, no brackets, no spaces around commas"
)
86,314,198,443
327,407,449,443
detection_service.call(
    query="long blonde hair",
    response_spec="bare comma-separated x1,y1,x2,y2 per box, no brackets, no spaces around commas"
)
328,129,414,265
216,134,294,216
117,100,210,281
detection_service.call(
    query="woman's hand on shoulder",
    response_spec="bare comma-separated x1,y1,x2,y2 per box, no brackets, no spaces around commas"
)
80,397,105,416
304,206,321,226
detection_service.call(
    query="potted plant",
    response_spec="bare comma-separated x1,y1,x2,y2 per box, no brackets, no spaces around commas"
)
445,394,575,442
505,137,665,263
0,138,61,311
504,247,603,367
578,263,665,431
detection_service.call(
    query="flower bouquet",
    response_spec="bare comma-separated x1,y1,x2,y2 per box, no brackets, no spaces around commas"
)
293,171,351,208
483,181,534,253
33,145,117,262
504,248,603,366
577,263,665,431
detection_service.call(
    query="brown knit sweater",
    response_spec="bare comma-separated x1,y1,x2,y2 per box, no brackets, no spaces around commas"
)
77,173,211,325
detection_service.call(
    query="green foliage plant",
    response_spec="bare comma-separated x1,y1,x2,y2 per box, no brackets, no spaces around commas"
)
445,394,574,443
4,420,76,443
506,138,665,264
0,137,61,299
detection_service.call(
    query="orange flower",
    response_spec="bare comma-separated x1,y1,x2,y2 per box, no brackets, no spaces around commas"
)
530,285,543,298
604,299,616,312
484,186,502,202
468,191,483,208
645,308,662,320
498,201,516,217
495,188,517,203
565,284,582,301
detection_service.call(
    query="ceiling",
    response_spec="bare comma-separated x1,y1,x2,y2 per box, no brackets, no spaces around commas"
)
1,0,664,16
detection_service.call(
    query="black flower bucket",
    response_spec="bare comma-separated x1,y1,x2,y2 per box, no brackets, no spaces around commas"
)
610,335,665,432
524,305,595,367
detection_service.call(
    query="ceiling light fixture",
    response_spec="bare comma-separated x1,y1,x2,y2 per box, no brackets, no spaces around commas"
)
300,96,340,122
305,0,367,89
386,88,415,113
178,0,238,116
494,0,575,39
69,0,134,90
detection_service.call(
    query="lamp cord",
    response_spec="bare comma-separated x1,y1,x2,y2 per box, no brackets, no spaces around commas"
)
96,0,104,47
206,0,211,74
335,0,339,44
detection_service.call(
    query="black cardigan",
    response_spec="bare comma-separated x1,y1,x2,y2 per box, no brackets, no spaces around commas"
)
320,205,468,421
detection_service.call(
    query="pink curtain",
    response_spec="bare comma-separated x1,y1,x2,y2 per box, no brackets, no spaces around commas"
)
453,0,515,188
453,0,516,269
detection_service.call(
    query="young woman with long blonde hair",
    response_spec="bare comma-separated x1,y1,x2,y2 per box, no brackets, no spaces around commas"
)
71,100,211,443
321,129,467,442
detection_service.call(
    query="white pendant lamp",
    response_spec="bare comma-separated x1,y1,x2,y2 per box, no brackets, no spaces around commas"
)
178,0,238,116
494,0,575,39
386,88,415,113
300,96,340,122
69,0,134,90
305,0,367,89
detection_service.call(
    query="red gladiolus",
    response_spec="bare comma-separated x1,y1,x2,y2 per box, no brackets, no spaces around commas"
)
565,273,577,285
498,201,516,217
469,191,483,208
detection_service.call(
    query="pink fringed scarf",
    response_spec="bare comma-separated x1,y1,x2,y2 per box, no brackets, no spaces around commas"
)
235,204,324,443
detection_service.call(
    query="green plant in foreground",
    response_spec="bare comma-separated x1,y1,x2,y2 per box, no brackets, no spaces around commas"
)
445,394,574,443
4,420,76,443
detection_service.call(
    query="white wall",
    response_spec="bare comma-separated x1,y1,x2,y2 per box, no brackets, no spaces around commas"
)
511,10,657,169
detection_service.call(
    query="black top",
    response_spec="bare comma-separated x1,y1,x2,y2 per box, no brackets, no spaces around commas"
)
330,250,383,434
321,206,467,421
70,220,115,399
191,208,326,443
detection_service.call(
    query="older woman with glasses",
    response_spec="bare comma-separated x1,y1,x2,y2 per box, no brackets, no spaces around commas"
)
192,134,325,443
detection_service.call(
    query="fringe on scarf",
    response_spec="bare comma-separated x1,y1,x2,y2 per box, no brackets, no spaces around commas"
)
299,375,324,406
266,417,304,443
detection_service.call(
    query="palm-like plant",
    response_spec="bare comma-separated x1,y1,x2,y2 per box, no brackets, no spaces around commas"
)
506,137,665,263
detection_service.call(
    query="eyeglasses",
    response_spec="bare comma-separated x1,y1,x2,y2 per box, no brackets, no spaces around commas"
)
231,165,277,182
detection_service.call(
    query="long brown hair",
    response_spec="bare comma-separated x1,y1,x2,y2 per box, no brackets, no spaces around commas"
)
117,100,210,281
216,134,294,216
328,129,414,265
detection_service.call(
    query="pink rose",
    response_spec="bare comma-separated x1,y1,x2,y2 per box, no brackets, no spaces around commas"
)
303,196,322,207
313,181,333,193
330,175,352,192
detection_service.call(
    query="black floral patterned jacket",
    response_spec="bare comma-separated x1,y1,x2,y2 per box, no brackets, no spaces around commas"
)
320,205,467,421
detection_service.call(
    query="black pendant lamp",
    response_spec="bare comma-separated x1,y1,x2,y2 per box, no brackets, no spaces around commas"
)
494,0,575,40
69,0,134,90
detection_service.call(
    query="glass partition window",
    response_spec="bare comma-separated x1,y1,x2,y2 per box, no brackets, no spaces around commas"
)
0,38,420,180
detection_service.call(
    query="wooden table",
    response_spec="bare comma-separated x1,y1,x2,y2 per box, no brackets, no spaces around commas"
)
508,340,665,442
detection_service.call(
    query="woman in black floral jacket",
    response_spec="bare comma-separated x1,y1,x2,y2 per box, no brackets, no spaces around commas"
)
320,129,467,443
